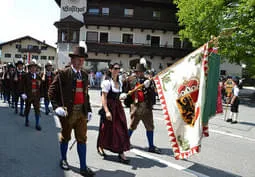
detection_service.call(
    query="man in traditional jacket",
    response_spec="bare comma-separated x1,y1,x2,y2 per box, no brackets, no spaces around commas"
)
22,59,43,131
3,63,16,107
13,59,26,116
48,46,94,177
42,61,55,115
123,63,161,154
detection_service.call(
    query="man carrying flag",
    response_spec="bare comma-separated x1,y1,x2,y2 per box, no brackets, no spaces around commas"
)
122,62,161,154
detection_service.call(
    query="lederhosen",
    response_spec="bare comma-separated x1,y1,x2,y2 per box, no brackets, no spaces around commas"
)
24,73,42,116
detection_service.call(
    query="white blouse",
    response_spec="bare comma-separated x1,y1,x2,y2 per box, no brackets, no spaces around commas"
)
101,79,122,93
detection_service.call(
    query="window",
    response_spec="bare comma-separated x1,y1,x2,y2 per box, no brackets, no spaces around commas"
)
48,56,55,60
86,31,98,42
41,56,47,60
27,45,33,49
102,7,109,16
151,36,160,47
61,30,68,42
41,46,47,50
15,54,22,58
220,70,226,75
70,31,78,42
100,32,108,43
16,44,21,49
124,8,134,17
33,45,39,50
122,34,133,44
32,55,38,59
88,8,100,15
182,39,192,48
4,53,11,58
173,37,181,48
153,11,160,19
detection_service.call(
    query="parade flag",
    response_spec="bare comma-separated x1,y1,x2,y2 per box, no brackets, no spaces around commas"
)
154,43,220,159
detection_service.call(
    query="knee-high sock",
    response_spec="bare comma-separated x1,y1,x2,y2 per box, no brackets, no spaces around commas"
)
35,114,40,126
233,113,238,121
229,112,234,119
44,100,49,111
60,142,68,161
20,99,24,113
77,143,87,170
25,115,29,124
128,129,133,138
146,131,154,148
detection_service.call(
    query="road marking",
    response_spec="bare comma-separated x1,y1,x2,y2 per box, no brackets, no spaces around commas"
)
154,117,255,143
130,148,210,177
210,129,255,142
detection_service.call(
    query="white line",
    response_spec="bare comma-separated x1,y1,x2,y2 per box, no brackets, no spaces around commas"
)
130,149,210,177
210,129,255,142
154,117,255,143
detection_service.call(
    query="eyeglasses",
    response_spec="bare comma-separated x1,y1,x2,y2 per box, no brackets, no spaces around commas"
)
113,67,120,70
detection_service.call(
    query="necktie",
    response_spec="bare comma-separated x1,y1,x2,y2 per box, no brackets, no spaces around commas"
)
77,72,82,80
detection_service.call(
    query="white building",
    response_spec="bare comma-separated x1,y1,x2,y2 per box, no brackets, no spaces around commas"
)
0,36,57,68
54,0,192,71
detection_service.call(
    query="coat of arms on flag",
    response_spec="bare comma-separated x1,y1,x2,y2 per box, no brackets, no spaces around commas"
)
154,43,220,159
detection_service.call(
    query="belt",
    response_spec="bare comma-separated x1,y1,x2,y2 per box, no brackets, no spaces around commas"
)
72,104,83,111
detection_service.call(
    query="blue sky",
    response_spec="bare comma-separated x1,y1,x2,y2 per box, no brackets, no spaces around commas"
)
0,0,59,47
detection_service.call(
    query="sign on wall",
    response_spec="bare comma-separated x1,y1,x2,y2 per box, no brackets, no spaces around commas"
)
60,0,86,22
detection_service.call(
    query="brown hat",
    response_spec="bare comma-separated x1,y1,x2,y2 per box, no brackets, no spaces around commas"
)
135,63,146,72
69,46,88,58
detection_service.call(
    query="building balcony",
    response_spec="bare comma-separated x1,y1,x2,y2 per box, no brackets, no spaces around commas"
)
84,14,179,33
18,48,41,54
86,41,192,59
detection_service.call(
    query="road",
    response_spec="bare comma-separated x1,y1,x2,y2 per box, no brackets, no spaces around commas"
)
0,87,254,177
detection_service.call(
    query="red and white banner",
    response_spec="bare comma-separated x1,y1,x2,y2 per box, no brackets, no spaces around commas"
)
154,43,212,159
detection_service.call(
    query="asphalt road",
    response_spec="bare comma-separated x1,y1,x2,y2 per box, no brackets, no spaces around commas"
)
0,87,254,177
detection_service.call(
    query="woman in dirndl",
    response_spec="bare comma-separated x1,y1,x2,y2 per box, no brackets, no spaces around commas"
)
98,63,130,164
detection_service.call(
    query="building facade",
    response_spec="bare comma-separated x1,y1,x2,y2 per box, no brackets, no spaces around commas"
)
0,36,57,68
54,0,193,72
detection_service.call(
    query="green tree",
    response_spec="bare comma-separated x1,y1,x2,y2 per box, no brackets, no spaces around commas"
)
174,0,255,77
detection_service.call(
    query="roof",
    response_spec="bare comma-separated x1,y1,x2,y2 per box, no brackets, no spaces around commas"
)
0,35,56,49
54,15,84,28
55,0,60,7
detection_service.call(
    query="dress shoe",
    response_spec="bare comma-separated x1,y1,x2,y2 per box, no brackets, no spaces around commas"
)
231,121,238,124
60,160,70,170
97,147,107,157
226,119,232,122
20,113,24,117
35,125,42,131
80,167,95,177
148,146,161,154
118,154,130,164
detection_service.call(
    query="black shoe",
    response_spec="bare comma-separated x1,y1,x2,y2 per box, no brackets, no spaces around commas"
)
20,113,24,117
80,167,95,177
118,154,130,164
97,147,107,157
60,160,70,170
35,125,42,131
148,146,161,154
15,109,18,114
226,119,232,122
231,121,238,124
